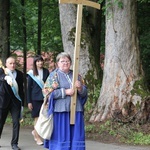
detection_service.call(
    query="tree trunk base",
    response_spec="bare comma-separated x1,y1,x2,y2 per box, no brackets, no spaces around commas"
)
112,97,149,124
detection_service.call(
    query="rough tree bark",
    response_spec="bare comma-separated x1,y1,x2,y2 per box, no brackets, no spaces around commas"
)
0,0,10,64
90,0,150,123
59,3,100,77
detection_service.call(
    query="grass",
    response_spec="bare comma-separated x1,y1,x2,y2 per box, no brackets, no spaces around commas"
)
85,120,150,146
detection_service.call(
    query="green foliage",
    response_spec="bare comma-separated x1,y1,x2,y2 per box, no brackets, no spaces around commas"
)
98,0,104,4
131,78,150,98
138,1,150,89
86,120,150,145
98,121,111,133
84,70,101,120
20,107,34,126
111,122,150,145
113,0,123,9
137,0,150,3
10,0,63,53
85,124,97,132
126,132,150,145
40,0,63,52
101,0,123,14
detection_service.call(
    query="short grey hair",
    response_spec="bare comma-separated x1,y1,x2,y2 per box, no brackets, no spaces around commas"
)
56,52,72,64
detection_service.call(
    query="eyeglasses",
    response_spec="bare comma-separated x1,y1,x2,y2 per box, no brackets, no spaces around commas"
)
59,60,70,64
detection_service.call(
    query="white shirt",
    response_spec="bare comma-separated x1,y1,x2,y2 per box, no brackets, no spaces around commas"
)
11,70,17,79
38,69,43,80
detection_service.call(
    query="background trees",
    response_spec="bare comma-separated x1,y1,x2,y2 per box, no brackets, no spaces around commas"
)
0,0,10,64
0,0,149,123
138,1,150,90
10,0,63,53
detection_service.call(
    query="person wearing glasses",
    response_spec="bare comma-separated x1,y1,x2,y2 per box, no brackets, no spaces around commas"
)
43,52,88,150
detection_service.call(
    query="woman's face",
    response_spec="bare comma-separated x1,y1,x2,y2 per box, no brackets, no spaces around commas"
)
57,57,71,73
36,60,44,69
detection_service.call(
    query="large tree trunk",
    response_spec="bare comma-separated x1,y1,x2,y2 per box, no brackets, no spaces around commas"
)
0,0,10,64
90,0,149,123
59,3,100,77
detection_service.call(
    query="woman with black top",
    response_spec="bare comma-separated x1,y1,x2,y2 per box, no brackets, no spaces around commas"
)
27,55,49,145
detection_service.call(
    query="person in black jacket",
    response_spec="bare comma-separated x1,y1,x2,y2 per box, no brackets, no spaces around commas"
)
0,57,25,150
0,67,15,140
0,64,23,150
27,55,49,146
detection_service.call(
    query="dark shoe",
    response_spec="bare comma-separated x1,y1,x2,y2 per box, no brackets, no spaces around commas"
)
12,144,21,150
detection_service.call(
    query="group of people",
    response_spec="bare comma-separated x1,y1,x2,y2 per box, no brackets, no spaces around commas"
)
0,52,88,150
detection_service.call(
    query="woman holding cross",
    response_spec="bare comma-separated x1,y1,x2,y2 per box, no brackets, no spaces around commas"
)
43,52,88,150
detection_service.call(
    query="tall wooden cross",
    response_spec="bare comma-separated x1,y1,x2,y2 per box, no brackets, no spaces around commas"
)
59,0,100,124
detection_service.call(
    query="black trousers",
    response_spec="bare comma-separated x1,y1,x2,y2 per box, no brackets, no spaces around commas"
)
0,100,21,145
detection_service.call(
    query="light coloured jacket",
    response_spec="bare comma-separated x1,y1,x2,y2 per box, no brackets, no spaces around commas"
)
44,69,87,112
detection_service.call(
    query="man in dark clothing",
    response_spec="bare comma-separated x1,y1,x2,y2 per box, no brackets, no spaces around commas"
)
0,57,24,150
0,68,21,146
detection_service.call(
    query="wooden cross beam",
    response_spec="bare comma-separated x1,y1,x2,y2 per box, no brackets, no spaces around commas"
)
59,0,100,124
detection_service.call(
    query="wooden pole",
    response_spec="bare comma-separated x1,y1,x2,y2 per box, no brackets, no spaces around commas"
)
70,4,83,124
59,0,100,124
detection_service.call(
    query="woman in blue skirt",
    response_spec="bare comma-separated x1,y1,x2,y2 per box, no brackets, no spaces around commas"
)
43,52,88,150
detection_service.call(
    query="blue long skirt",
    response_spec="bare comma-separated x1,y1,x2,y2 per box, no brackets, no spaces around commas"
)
44,112,86,150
